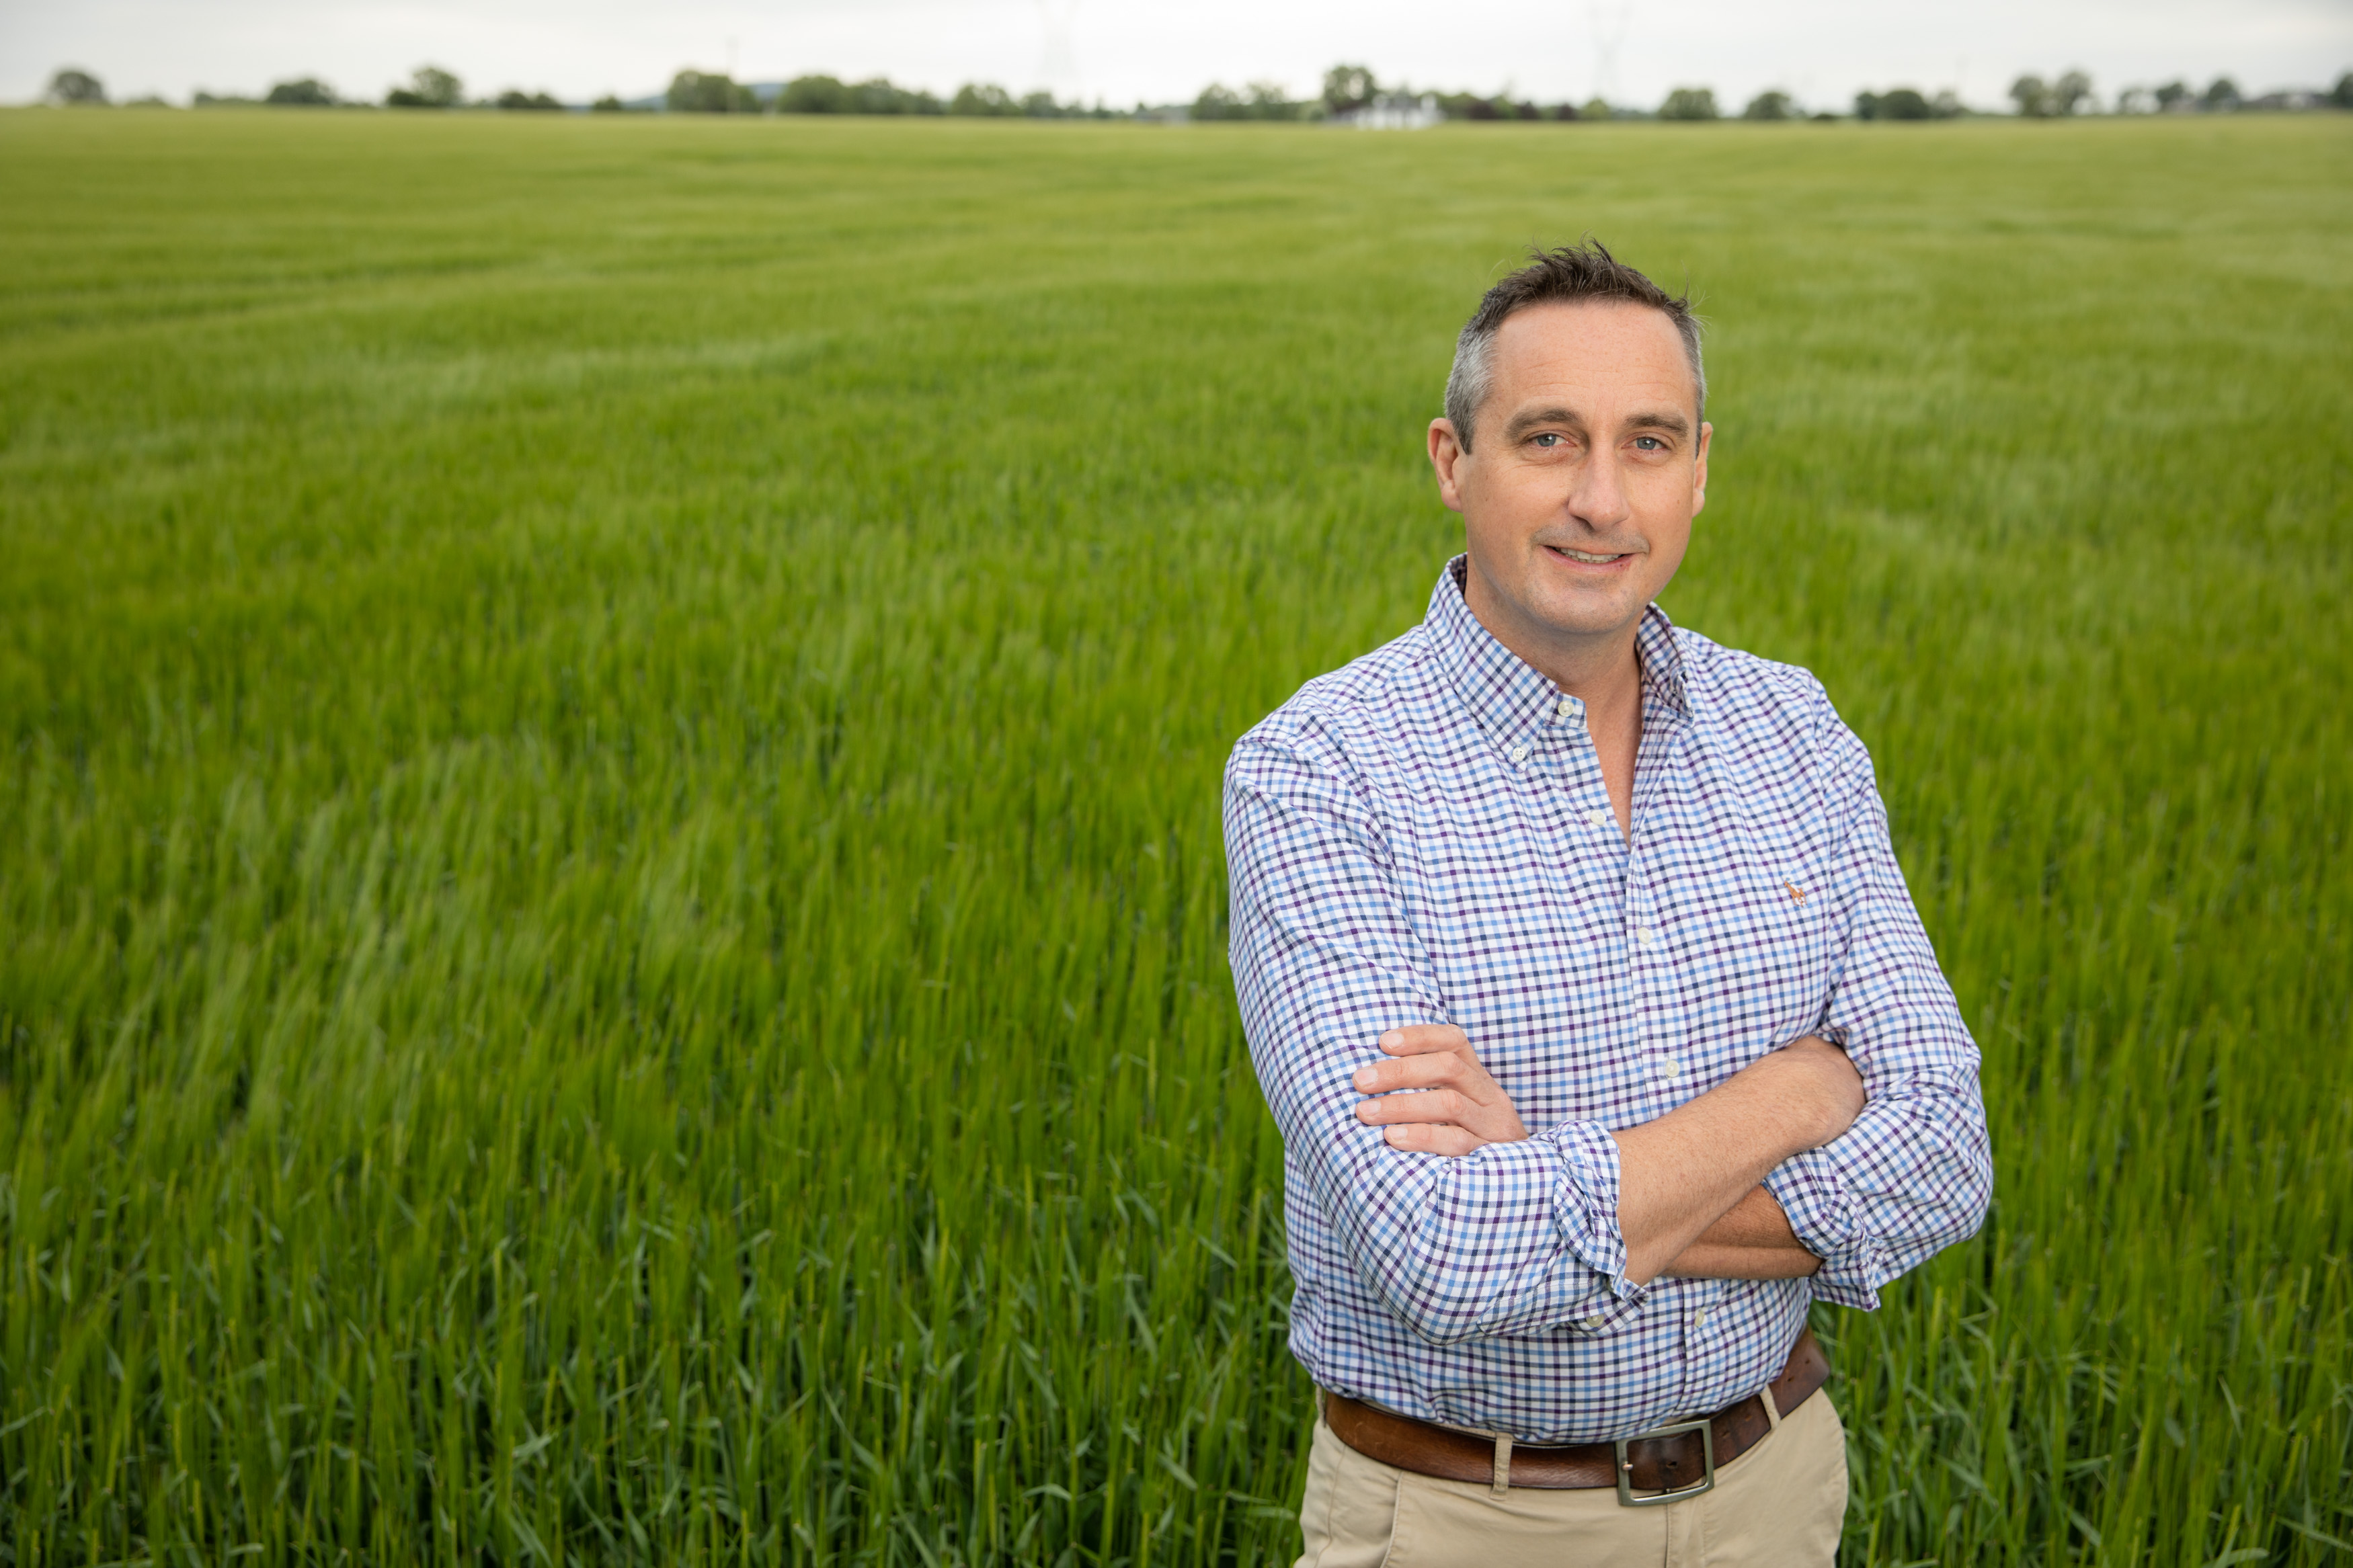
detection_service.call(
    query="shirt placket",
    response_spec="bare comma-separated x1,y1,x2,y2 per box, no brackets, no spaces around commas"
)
1533,688,1628,867
1626,688,1691,1114
1503,685,1640,1333
1526,686,1654,1132
1540,681,1691,1110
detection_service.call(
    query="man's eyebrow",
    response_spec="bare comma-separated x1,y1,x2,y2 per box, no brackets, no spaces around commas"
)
1501,406,1586,441
1626,411,1692,437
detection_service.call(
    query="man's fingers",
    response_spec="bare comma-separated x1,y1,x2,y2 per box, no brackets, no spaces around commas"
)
1376,1024,1477,1063
1352,1044,1534,1151
1380,1121,1487,1157
1354,1088,1474,1128
1353,1051,1488,1097
1354,1025,1530,1151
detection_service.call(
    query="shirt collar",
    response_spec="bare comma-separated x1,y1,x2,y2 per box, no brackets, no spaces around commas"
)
1425,556,1690,741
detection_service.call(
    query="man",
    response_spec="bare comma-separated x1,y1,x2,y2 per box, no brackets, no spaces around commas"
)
1223,243,1991,1565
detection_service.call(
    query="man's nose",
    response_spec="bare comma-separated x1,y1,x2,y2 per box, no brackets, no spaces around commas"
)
1566,452,1633,528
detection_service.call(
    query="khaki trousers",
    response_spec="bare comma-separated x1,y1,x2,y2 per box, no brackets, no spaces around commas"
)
1293,1389,1847,1568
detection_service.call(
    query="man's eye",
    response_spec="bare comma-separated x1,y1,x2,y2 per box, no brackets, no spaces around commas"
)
1533,434,1562,448
1634,436,1665,452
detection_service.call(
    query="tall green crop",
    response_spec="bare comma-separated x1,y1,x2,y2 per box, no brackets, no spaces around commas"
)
2,110,2347,1563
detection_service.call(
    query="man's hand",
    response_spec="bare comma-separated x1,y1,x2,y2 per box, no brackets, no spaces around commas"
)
1350,1024,1529,1155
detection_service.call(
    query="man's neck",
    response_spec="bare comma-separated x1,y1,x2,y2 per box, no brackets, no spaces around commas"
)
1460,571,1648,835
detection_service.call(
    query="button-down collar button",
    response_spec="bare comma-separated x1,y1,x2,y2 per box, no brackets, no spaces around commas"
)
1581,1315,1605,1330
1510,743,1530,763
1587,808,1611,829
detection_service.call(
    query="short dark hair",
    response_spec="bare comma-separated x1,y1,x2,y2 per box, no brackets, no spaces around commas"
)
1444,241,1705,450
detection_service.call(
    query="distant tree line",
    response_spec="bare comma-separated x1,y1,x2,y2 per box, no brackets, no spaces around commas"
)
168,67,575,110
657,71,1114,118
39,63,2353,120
1191,65,2353,124
1189,65,1587,121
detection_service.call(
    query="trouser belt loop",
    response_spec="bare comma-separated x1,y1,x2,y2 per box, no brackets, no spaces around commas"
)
1490,1431,1513,1497
1760,1380,1783,1432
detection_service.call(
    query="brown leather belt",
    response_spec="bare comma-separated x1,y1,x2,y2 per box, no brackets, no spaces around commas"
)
1323,1328,1829,1503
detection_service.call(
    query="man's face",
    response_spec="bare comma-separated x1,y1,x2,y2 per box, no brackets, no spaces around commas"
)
1428,300,1710,654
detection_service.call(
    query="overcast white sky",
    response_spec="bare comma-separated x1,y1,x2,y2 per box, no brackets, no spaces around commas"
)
5,0,2348,110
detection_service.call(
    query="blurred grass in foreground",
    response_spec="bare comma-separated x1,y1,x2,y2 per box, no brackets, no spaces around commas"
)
1,109,2348,1564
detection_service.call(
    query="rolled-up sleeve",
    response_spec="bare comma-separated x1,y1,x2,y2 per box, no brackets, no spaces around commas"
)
1225,729,1640,1344
1765,720,1993,1309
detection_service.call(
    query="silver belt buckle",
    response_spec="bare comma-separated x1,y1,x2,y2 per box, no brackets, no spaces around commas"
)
1613,1417,1716,1508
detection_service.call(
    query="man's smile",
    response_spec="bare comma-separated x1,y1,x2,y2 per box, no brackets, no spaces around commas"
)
1544,544,1636,567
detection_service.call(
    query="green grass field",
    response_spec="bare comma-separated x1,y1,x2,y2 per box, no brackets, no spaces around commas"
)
2,107,2348,1565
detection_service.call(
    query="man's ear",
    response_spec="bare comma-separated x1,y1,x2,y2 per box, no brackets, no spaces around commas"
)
1428,419,1469,514
1689,421,1712,516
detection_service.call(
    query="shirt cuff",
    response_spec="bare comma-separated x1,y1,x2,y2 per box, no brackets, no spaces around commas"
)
1765,1147,1885,1310
1549,1120,1644,1301
1454,1123,1646,1339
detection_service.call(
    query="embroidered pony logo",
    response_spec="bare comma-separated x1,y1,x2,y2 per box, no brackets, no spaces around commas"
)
1783,879,1808,905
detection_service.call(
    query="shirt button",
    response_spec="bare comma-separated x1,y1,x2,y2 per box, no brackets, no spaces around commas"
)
1638,927,1658,948
1510,744,1529,763
1658,1056,1682,1081
1587,809,1610,828
1581,1315,1605,1329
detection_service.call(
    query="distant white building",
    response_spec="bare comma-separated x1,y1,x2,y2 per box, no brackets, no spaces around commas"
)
1334,93,1445,130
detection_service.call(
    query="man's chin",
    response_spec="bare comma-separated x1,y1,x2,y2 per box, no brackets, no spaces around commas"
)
1463,552,1657,649
1526,583,1648,641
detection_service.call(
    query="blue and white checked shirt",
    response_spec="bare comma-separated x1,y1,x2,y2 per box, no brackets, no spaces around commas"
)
1224,558,1991,1444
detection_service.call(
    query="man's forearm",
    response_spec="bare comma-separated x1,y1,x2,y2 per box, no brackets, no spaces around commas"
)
1611,1038,1858,1285
1659,1186,1823,1280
